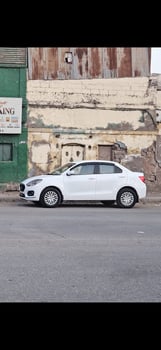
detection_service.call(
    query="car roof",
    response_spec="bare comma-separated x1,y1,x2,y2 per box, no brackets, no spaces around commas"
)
71,160,119,164
69,160,128,170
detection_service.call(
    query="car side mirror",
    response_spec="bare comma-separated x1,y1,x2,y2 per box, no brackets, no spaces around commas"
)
66,170,75,176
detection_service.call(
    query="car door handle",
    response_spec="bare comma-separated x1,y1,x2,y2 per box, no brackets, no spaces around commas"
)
88,177,96,180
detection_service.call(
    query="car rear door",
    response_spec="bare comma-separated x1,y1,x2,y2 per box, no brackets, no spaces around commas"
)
94,162,128,200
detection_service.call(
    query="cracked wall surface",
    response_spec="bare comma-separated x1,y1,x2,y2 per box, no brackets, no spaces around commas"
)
27,76,161,192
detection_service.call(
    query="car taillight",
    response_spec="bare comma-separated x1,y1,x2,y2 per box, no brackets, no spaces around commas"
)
139,175,145,183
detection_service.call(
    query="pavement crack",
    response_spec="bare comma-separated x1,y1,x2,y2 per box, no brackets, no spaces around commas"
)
48,231,66,238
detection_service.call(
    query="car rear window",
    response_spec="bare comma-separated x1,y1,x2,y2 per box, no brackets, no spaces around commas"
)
99,164,122,174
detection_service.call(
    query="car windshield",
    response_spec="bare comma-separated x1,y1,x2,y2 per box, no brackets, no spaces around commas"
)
49,162,76,175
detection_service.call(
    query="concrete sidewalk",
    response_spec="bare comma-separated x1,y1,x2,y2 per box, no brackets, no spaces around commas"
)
0,190,160,204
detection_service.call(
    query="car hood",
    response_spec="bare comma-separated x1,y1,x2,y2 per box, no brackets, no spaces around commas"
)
22,174,60,183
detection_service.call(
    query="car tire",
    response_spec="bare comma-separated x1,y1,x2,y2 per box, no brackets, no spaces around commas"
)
40,187,62,208
116,188,137,208
101,200,115,206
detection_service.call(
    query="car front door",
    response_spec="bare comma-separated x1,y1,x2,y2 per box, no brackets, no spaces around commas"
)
63,163,96,200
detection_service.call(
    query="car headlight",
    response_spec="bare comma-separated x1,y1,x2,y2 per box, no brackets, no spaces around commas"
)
26,179,43,187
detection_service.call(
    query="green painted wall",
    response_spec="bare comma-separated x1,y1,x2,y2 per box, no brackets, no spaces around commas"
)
0,68,28,183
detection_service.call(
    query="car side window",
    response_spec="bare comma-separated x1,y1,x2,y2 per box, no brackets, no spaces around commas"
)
114,165,122,173
71,164,95,175
99,164,122,174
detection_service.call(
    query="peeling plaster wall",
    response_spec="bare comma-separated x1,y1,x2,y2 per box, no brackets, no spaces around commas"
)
28,108,146,130
156,91,161,109
27,76,161,191
27,77,156,109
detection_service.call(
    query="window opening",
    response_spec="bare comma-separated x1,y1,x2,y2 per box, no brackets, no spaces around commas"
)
0,143,13,161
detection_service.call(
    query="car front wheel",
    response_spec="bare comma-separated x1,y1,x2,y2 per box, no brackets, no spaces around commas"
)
116,188,137,208
40,187,62,208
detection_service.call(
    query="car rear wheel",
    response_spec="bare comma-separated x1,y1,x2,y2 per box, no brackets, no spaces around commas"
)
117,188,137,208
40,187,62,208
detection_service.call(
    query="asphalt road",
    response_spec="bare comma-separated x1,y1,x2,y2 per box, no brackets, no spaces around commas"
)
0,201,161,304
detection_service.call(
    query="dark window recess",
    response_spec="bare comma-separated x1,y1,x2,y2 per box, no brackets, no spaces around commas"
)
64,52,73,64
0,143,13,161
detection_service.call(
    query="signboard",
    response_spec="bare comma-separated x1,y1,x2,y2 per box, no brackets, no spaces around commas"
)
0,97,22,134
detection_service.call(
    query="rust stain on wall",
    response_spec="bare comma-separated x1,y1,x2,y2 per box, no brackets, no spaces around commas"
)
47,48,58,79
89,48,101,77
107,48,117,70
32,48,45,79
28,47,151,80
117,48,132,77
75,48,88,76
75,48,88,60
134,69,141,77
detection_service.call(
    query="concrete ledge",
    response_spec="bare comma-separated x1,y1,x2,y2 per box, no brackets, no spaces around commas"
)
0,191,20,202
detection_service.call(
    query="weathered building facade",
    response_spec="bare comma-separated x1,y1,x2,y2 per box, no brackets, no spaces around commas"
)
27,73,161,193
2,46,161,193
26,47,161,193
28,47,151,80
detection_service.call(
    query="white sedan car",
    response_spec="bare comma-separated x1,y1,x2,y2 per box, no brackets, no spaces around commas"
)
19,160,147,209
